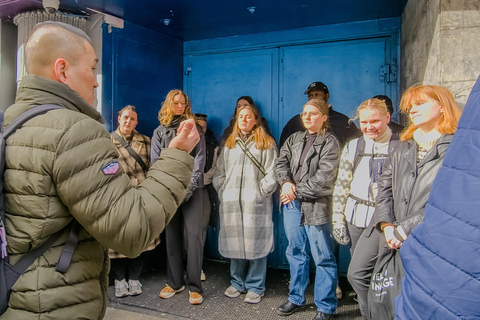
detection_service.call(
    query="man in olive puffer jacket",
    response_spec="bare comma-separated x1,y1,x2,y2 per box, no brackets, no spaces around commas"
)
1,21,199,319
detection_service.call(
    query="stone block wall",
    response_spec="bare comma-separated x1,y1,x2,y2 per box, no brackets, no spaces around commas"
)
0,20,17,112
402,0,480,108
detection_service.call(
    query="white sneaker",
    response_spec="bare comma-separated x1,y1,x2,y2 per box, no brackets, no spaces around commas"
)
201,269,206,281
189,291,204,305
128,279,142,296
114,279,129,298
244,291,264,304
224,286,245,298
159,284,185,299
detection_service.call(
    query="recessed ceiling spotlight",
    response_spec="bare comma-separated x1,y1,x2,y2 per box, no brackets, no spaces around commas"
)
162,18,171,26
247,6,257,14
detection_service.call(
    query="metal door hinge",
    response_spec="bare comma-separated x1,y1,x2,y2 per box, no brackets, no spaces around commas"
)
380,64,397,83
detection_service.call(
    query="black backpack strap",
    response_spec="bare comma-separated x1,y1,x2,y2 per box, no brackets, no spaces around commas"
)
348,193,376,207
2,104,78,289
2,104,64,138
4,227,64,289
352,133,399,174
352,136,365,173
55,220,80,273
111,131,148,173
1,104,65,257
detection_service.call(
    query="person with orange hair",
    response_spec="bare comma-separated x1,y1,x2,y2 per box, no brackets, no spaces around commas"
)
395,78,480,320
372,84,461,319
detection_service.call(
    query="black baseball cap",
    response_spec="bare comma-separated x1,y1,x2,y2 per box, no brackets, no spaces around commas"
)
304,82,329,95
373,95,393,114
194,113,207,121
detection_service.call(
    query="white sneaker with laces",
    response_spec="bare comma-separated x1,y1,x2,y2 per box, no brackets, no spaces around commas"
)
224,286,245,298
128,279,142,296
244,291,264,304
114,279,129,298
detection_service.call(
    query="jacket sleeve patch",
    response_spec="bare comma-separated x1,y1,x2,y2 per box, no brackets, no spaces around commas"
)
102,161,119,175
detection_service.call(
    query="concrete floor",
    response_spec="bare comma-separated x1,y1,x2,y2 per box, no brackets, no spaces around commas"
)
104,307,167,320
104,257,362,320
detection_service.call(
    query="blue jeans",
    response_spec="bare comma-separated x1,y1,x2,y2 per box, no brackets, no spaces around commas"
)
230,257,267,295
283,200,337,314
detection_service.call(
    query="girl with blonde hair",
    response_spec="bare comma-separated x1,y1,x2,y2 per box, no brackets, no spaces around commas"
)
151,89,207,305
332,98,399,319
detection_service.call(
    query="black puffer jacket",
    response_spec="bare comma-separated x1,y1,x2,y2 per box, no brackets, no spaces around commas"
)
375,134,453,235
275,131,340,226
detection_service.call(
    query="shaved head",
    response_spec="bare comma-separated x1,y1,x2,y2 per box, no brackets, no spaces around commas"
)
25,21,92,76
24,21,99,106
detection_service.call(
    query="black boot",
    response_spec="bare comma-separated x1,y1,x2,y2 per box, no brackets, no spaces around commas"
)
313,311,334,320
277,301,306,316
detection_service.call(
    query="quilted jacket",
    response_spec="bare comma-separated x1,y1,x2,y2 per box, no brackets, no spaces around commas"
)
2,75,193,320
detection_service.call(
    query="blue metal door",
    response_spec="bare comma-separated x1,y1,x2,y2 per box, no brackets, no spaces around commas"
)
185,36,396,273
185,49,279,139
278,37,392,274
280,37,393,127
185,49,280,265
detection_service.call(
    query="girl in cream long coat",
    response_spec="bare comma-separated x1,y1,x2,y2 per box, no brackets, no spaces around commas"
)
213,102,277,304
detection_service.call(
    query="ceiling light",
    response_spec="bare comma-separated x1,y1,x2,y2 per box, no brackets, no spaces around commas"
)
247,7,257,14
162,18,171,26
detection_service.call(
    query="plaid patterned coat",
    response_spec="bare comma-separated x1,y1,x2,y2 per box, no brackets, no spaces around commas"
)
213,137,278,259
108,128,160,258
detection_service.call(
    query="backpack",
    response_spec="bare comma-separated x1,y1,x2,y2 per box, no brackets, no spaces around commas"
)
0,104,79,315
352,133,400,174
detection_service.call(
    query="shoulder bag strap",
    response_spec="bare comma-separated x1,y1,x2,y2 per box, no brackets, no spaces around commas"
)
237,139,266,177
111,131,148,173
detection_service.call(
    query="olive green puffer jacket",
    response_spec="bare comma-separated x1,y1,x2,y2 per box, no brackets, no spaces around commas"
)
1,75,193,320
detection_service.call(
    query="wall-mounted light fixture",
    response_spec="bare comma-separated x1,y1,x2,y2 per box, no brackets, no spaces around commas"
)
161,9,174,26
247,6,257,14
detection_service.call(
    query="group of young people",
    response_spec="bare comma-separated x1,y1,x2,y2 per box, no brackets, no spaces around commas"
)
109,82,461,320
1,21,468,320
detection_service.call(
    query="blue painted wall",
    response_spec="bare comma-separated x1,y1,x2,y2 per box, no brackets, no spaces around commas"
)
102,21,183,137
185,18,402,143
101,17,401,274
